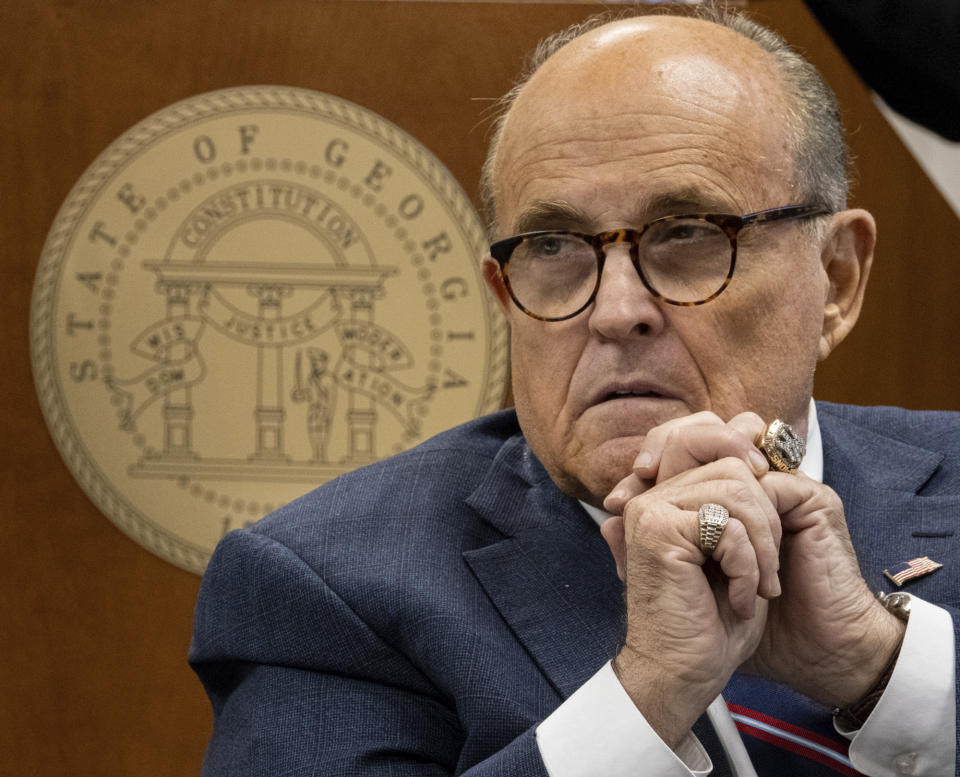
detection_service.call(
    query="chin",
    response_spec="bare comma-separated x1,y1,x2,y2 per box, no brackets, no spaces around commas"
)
565,435,646,506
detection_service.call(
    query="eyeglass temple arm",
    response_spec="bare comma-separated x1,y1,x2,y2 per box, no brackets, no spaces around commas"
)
743,204,831,226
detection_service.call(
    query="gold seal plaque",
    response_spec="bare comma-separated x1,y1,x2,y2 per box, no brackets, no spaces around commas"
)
31,86,507,574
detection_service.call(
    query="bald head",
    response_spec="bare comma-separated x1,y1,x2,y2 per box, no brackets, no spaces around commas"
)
480,8,848,236
511,15,784,117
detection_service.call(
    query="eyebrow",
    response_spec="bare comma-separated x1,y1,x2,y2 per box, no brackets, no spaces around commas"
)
512,201,589,234
641,189,734,217
510,189,738,234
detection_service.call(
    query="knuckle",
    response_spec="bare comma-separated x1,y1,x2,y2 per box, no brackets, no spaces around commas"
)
718,455,752,478
724,518,749,545
624,492,663,525
718,475,754,504
736,411,766,429
663,427,683,448
717,521,759,572
822,488,844,512
643,425,670,452
622,495,645,522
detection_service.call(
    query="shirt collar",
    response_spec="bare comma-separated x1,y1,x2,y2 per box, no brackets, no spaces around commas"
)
580,399,823,528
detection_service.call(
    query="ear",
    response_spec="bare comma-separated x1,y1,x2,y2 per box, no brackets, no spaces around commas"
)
818,209,876,362
483,257,514,315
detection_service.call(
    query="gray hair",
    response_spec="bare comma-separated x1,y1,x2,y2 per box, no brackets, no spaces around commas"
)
479,3,850,237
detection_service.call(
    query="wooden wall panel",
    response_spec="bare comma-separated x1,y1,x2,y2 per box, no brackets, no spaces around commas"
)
749,1,960,411
2,2,956,775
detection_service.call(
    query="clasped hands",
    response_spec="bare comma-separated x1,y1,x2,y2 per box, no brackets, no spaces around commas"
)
598,412,906,748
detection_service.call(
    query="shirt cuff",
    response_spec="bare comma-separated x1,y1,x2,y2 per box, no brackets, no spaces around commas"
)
842,596,956,777
536,661,711,777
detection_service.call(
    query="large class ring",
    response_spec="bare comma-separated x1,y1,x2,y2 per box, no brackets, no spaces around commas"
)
698,503,729,555
755,418,805,473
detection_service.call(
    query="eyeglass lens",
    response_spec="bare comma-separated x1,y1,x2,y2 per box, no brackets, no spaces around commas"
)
505,218,733,319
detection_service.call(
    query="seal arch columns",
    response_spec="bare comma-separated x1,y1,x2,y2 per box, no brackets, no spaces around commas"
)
141,256,395,470
343,284,378,463
133,179,396,471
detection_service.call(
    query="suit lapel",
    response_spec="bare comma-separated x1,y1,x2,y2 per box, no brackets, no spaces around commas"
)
818,408,960,595
462,433,625,700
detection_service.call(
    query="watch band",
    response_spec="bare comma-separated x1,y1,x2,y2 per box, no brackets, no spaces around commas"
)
832,592,910,730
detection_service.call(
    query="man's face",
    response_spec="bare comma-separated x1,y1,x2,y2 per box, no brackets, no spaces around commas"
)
487,18,833,504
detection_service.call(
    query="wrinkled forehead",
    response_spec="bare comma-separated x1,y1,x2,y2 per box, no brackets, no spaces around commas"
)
510,16,790,134
493,16,796,223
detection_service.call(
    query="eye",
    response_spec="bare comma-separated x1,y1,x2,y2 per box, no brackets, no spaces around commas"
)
658,221,715,242
525,234,574,258
642,218,728,252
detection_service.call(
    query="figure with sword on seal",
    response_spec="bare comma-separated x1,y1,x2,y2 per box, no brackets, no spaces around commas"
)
291,347,337,464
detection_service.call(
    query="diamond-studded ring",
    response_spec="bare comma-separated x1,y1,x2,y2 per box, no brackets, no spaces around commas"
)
755,418,805,473
698,503,729,555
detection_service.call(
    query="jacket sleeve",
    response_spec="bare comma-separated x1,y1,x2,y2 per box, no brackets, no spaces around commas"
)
189,529,550,777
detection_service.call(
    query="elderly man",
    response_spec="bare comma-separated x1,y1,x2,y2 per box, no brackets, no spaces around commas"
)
190,7,959,777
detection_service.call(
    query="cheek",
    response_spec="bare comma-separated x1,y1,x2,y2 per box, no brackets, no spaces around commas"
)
689,260,825,414
508,322,583,448
511,326,573,406
728,244,825,341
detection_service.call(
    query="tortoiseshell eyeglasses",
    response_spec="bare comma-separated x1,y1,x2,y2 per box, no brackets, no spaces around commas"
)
489,204,830,322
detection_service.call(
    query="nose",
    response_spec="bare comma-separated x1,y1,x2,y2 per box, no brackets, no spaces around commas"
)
587,245,666,340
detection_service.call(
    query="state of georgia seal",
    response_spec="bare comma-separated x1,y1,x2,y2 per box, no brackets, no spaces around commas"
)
30,86,508,574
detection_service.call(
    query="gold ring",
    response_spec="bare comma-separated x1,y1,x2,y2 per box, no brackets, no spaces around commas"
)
698,503,729,555
755,418,805,473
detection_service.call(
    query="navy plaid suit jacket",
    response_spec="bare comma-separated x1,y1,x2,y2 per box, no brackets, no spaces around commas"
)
190,401,960,776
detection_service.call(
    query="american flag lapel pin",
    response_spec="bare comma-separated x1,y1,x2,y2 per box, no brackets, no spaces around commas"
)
883,556,943,587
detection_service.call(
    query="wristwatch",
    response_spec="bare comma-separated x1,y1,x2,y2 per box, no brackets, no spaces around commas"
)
832,591,910,730
877,590,911,621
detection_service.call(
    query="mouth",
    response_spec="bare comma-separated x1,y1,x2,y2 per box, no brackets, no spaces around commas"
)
601,388,664,402
587,381,673,409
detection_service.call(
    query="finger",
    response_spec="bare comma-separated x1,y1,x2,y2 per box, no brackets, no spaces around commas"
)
664,459,783,568
635,414,770,484
759,471,846,536
604,472,650,514
711,467,782,598
711,517,761,620
758,471,815,522
657,427,770,483
607,413,726,511
600,514,626,580
726,412,767,447
622,497,762,620
631,460,782,597
631,411,726,475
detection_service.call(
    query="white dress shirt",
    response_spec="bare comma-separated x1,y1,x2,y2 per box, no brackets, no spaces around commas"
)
535,401,957,777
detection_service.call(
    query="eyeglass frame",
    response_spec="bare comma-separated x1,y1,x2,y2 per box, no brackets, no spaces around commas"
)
488,204,831,322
